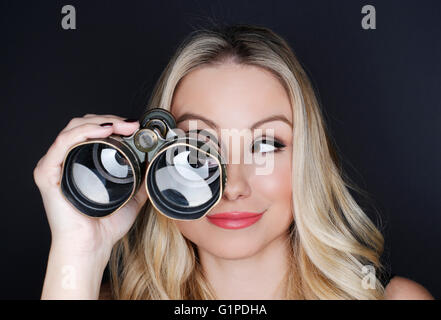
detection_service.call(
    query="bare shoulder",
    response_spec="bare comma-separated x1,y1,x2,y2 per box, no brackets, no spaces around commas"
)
384,276,434,300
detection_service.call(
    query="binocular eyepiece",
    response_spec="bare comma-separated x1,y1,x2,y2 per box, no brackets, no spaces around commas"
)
61,108,227,220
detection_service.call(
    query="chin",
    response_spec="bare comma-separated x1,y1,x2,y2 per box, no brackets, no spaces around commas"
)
197,235,265,260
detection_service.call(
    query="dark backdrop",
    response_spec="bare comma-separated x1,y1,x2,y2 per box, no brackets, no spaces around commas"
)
1,0,440,299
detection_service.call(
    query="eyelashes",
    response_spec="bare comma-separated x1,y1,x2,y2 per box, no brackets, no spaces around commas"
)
182,129,287,154
252,137,286,154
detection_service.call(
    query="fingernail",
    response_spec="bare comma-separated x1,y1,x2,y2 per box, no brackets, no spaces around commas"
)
124,118,138,123
100,122,113,127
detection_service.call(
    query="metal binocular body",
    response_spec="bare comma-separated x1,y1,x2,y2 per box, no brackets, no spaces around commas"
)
61,108,227,220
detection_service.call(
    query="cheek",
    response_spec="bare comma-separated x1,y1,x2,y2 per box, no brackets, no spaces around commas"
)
252,153,292,203
251,152,293,232
174,219,207,245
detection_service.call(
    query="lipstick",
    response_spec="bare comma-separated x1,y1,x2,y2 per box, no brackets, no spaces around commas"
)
206,211,265,230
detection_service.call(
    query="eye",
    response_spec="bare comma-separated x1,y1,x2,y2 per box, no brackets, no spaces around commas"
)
252,138,286,154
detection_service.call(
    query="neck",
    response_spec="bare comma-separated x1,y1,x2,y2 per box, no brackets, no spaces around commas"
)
198,232,291,300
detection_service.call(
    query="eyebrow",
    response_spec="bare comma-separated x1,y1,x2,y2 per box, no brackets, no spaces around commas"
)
175,112,293,130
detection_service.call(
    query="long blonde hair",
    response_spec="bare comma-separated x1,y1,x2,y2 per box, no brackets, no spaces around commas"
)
109,22,386,299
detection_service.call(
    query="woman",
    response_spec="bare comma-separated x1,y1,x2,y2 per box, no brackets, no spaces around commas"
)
34,23,434,300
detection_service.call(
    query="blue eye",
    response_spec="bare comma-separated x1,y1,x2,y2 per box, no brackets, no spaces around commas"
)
252,138,286,153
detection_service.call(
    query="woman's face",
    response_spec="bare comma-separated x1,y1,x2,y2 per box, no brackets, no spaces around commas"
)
170,63,293,259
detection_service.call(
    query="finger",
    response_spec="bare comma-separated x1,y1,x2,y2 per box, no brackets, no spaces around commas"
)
36,120,141,189
63,117,140,138
40,123,115,172
61,114,128,133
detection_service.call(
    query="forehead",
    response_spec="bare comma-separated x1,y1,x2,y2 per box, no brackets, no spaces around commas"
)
170,63,292,129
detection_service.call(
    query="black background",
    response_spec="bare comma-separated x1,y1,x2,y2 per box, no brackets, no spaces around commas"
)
1,0,440,299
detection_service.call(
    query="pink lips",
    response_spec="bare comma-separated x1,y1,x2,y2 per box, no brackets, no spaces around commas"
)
206,211,265,229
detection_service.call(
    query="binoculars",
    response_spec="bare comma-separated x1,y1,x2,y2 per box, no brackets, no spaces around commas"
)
60,108,227,220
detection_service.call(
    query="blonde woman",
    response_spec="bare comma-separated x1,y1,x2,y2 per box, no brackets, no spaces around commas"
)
34,23,434,300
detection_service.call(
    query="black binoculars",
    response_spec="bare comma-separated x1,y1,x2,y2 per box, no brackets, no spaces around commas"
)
60,108,227,220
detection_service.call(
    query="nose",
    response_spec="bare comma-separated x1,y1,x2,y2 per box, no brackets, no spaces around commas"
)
222,163,251,201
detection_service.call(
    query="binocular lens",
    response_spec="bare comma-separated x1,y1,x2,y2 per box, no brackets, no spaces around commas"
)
62,142,136,217
146,143,222,220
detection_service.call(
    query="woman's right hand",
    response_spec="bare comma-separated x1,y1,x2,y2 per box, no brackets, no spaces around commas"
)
33,114,149,259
